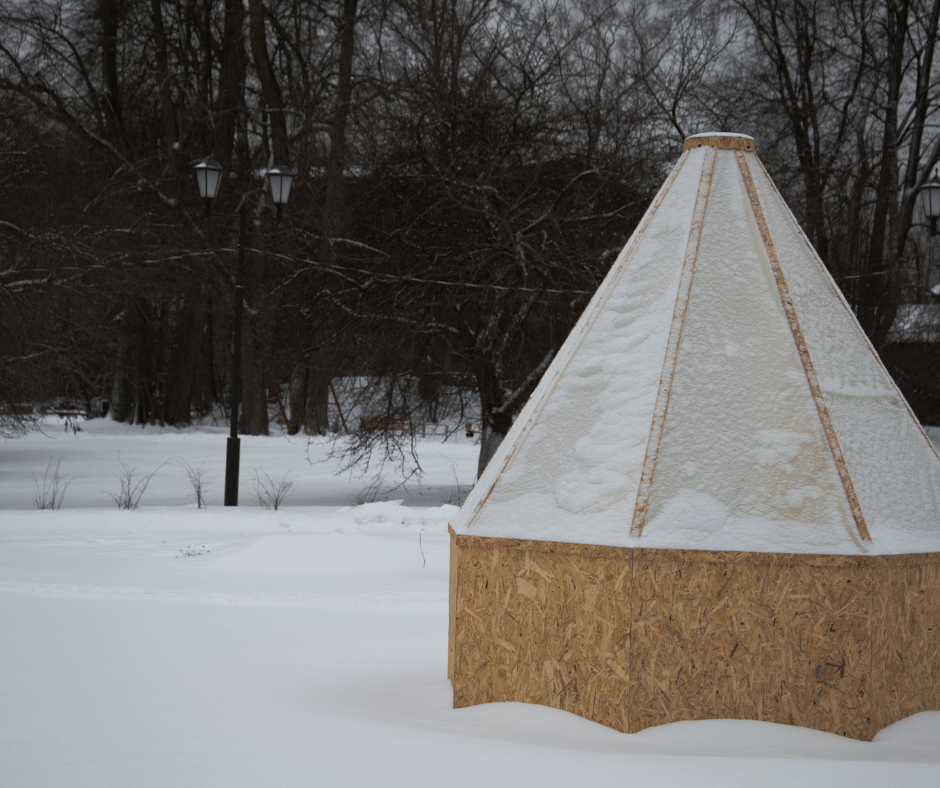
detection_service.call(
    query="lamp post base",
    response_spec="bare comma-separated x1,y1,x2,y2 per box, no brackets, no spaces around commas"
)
224,436,241,506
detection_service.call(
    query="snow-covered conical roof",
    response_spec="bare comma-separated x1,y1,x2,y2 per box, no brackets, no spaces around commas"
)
451,134,940,555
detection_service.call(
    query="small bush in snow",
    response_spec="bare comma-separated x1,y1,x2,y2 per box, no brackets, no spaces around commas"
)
108,458,160,509
33,456,71,510
252,469,294,510
172,458,210,508
443,459,470,507
352,474,386,506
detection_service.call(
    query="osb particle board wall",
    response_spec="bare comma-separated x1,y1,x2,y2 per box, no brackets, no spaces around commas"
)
448,529,940,741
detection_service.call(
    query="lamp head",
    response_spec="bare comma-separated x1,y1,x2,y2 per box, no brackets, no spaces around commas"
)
195,158,223,219
919,170,940,236
265,164,295,205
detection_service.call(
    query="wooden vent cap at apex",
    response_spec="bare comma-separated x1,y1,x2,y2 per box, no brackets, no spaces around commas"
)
683,133,756,152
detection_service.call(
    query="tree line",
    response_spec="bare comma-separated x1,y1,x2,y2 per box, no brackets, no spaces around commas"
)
1,0,939,476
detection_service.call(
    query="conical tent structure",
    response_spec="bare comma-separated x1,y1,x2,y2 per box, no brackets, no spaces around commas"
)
447,134,940,741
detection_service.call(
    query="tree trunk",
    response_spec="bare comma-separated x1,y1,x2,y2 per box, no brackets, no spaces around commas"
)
134,305,154,425
895,0,940,275
859,0,909,345
474,357,515,479
248,0,288,163
418,372,440,423
163,304,204,425
303,367,330,435
215,0,247,166
239,322,269,435
324,0,359,234
286,364,307,435
99,0,125,148
476,424,507,480
110,333,133,423
149,0,177,156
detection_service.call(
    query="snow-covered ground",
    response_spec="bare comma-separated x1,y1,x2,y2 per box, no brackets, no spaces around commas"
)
0,415,481,510
1,418,939,787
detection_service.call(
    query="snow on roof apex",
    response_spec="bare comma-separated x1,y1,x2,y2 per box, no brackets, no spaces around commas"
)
686,131,754,139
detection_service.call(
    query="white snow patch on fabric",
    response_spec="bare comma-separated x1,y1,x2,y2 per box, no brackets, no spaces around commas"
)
451,148,707,544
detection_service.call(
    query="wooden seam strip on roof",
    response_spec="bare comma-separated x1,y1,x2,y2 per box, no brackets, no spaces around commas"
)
631,145,717,538
734,149,872,544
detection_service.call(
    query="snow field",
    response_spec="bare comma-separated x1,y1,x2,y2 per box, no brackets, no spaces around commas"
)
1,420,939,786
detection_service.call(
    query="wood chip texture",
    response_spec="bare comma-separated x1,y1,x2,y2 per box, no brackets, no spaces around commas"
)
449,533,940,741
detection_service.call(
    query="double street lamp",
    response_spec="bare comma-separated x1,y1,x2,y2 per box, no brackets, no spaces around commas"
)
920,170,940,236
194,158,296,505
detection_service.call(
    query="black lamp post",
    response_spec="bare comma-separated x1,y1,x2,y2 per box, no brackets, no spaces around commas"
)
919,170,940,236
195,157,296,505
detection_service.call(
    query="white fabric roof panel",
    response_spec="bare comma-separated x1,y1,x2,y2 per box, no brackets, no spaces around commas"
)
451,135,940,555
750,159,940,549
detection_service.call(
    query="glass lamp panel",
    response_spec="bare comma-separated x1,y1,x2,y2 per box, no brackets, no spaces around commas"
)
196,168,208,199
926,180,940,219
195,158,223,200
266,165,295,205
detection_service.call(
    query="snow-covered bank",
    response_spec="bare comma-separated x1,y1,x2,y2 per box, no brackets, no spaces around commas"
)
0,416,480,509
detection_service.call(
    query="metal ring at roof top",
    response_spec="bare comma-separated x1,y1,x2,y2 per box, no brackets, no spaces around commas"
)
683,134,756,152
